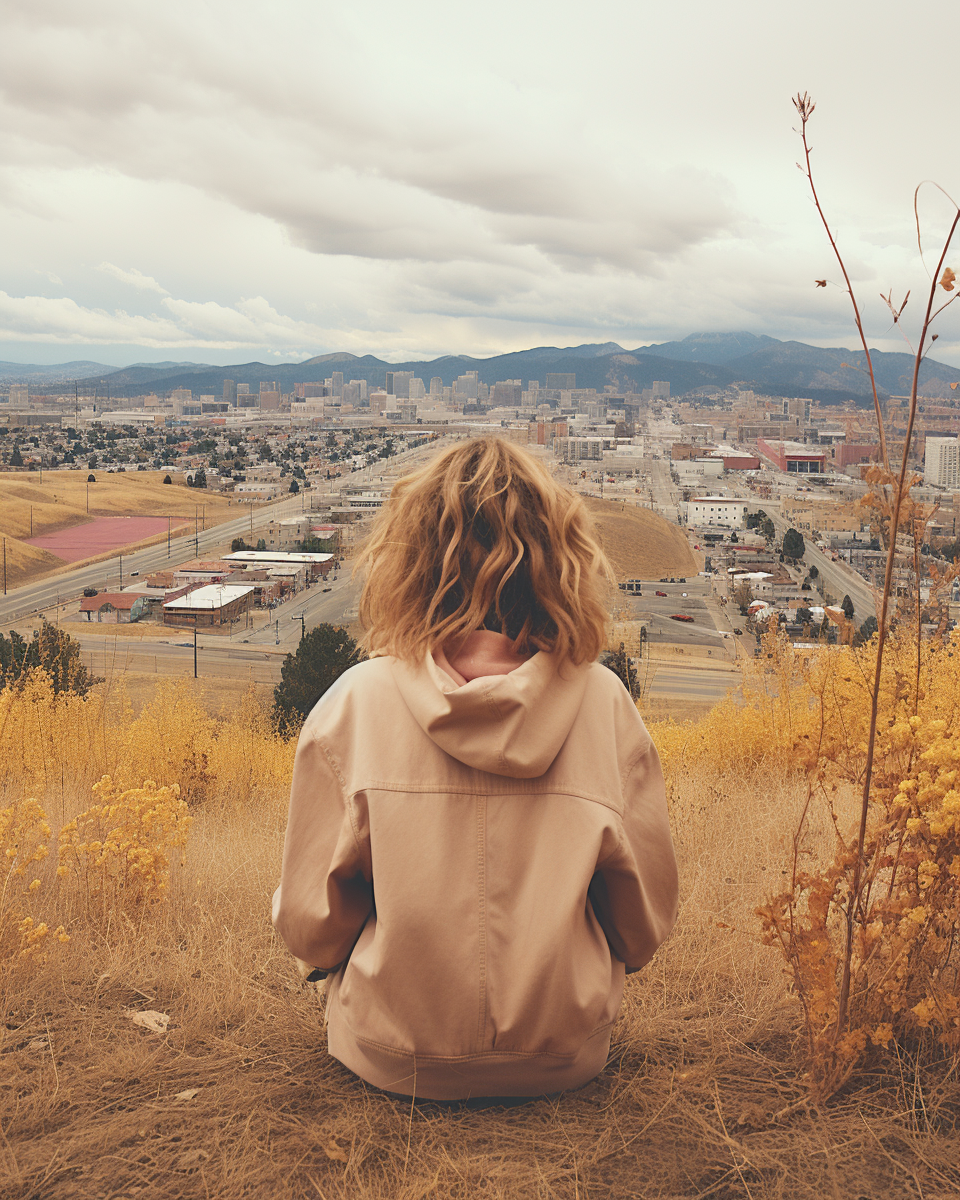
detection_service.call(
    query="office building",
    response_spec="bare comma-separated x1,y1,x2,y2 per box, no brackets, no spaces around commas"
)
924,436,960,488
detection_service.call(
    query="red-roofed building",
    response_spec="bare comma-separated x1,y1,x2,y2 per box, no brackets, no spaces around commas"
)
78,593,147,623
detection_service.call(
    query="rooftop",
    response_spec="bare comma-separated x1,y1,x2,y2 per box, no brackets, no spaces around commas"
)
163,584,255,610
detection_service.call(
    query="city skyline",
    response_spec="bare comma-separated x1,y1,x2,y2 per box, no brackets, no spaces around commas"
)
2,0,960,366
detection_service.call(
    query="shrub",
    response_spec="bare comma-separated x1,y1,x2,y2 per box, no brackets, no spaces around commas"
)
57,776,192,917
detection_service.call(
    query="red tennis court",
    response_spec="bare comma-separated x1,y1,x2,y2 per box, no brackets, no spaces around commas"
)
27,516,186,563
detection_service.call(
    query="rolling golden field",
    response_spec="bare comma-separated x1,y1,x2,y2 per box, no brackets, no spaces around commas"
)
2,631,958,1199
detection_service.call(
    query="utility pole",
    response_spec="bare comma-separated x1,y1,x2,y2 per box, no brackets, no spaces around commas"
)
167,515,171,557
193,625,198,678
275,618,280,645
291,613,305,641
119,553,123,590
2,537,5,595
30,506,33,537
195,506,199,558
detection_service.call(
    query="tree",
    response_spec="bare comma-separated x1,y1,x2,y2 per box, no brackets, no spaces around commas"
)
782,527,805,561
256,538,266,551
162,474,172,484
795,606,813,628
88,456,98,469
841,594,855,621
231,537,251,552
601,642,638,699
733,580,754,613
0,622,100,696
298,535,336,554
87,473,96,483
273,624,364,734
192,467,207,489
855,615,879,645
289,478,300,493
808,564,819,578
9,445,23,467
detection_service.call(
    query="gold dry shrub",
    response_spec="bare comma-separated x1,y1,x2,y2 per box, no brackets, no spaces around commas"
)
0,796,68,965
754,630,960,1093
0,672,296,807
114,680,295,806
649,627,821,772
57,776,192,917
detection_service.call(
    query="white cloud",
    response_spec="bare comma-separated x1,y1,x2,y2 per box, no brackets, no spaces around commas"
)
98,262,169,295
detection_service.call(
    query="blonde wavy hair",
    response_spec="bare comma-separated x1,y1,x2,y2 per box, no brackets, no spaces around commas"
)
356,437,614,664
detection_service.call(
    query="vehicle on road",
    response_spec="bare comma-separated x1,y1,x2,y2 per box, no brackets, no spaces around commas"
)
83,587,98,597
734,628,744,635
669,614,694,623
656,590,667,597
130,570,140,577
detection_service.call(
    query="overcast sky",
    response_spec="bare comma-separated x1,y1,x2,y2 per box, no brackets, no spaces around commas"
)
2,0,960,366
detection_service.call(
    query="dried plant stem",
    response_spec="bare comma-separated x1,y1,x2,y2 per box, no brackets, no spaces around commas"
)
794,93,889,472
793,92,960,1045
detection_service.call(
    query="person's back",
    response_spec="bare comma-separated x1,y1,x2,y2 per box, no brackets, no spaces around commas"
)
272,437,678,1100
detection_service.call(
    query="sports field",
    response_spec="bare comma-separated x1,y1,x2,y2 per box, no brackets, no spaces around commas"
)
0,471,243,588
26,516,189,562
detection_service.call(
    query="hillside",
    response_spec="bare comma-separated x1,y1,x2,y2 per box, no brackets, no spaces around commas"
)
0,471,238,588
585,498,697,580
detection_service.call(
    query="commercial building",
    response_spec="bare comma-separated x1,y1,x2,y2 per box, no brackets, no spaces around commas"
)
221,550,334,581
162,584,255,627
687,497,749,528
756,438,825,473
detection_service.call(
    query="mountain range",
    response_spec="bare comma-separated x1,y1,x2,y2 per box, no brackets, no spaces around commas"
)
3,333,959,404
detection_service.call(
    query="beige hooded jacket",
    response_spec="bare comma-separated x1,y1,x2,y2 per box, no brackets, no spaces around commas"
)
272,635,678,1100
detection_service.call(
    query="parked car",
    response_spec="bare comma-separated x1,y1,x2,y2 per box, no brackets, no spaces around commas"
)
669,614,694,623
734,628,744,635
656,590,667,597
130,570,140,577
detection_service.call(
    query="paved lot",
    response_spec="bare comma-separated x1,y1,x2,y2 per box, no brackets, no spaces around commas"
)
617,577,725,648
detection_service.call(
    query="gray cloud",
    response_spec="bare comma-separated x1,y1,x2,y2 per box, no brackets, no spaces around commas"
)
0,0,957,362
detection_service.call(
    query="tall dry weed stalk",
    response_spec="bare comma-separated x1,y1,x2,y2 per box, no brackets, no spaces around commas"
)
755,95,960,1097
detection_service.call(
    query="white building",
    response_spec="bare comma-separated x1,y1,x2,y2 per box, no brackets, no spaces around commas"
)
924,436,960,488
687,496,749,528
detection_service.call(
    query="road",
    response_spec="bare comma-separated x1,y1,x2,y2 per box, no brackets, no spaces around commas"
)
647,665,739,701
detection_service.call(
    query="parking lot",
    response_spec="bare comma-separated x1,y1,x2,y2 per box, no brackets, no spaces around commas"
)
616,576,725,648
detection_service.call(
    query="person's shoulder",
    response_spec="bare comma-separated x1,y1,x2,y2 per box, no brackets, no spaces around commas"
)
581,660,654,758
302,657,396,732
583,660,635,704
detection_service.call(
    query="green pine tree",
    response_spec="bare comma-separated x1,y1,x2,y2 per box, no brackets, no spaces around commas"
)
273,624,364,735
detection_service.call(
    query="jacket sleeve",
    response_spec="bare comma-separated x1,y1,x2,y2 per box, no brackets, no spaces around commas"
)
588,739,679,972
272,727,373,972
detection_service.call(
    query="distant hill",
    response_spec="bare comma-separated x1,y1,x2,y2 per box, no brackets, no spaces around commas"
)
638,332,779,364
637,332,960,398
6,333,959,402
0,360,119,385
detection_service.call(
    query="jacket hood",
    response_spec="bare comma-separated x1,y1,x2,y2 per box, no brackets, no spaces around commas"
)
390,636,591,779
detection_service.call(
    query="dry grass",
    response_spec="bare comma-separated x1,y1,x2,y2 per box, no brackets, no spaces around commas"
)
3,696,958,1199
586,498,698,581
0,471,246,588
